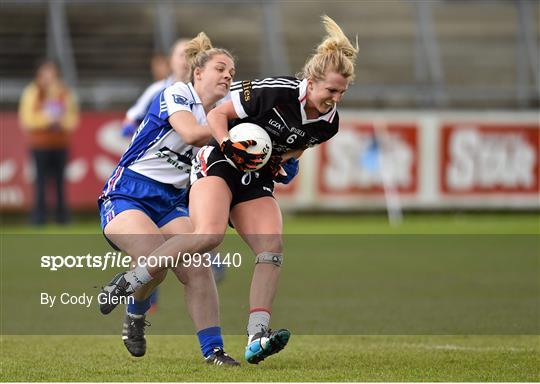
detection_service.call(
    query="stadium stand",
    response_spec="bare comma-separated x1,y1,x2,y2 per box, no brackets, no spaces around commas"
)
0,0,538,109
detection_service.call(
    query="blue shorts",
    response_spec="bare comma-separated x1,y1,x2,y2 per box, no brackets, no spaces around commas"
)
98,167,189,230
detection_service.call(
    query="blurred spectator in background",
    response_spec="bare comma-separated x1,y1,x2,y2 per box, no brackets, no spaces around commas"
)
121,39,190,137
18,59,79,226
150,52,170,82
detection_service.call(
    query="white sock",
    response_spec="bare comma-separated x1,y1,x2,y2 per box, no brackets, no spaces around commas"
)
247,310,270,343
124,266,153,291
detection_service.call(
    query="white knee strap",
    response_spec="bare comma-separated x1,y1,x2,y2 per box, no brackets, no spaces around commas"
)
255,252,283,267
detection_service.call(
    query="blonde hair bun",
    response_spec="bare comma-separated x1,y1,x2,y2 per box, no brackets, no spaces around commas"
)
184,32,213,66
183,32,234,82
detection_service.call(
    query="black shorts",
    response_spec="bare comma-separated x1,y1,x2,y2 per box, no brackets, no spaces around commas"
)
190,145,275,207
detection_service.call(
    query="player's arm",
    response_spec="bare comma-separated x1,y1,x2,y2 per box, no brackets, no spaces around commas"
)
169,110,212,147
207,100,264,170
269,150,303,185
206,100,238,145
282,149,304,161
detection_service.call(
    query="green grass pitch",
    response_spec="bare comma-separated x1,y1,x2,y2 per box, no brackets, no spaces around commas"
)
1,213,539,381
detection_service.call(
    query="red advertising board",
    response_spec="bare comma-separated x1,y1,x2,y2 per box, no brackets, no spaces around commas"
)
318,121,419,195
4,112,537,211
440,123,539,194
1,111,126,210
0,111,297,211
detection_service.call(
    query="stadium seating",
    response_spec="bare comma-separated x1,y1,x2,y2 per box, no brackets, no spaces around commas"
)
0,1,537,109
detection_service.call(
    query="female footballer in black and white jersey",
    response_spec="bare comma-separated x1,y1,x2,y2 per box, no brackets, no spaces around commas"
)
100,15,358,365
191,74,341,204
200,16,357,364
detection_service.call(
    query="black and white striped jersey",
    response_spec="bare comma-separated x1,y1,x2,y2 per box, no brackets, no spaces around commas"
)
228,76,339,156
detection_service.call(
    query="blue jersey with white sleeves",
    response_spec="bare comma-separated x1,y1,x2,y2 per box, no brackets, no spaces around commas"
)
116,82,208,189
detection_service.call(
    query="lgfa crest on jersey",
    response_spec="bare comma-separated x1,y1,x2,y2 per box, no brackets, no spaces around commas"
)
173,94,191,105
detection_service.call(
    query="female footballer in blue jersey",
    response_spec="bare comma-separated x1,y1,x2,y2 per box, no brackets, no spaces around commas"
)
100,15,355,365
98,32,241,365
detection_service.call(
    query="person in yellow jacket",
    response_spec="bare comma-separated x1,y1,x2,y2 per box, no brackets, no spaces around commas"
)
18,59,79,225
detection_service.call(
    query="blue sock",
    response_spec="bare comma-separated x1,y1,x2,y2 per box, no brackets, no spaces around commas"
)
127,295,152,315
149,289,158,306
197,326,224,358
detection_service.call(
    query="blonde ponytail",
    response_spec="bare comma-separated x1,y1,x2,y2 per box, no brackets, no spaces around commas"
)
299,15,358,82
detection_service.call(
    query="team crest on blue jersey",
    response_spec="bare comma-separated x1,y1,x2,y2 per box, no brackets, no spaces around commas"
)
173,94,191,105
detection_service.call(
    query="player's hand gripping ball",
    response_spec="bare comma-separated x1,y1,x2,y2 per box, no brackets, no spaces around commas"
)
221,123,272,172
